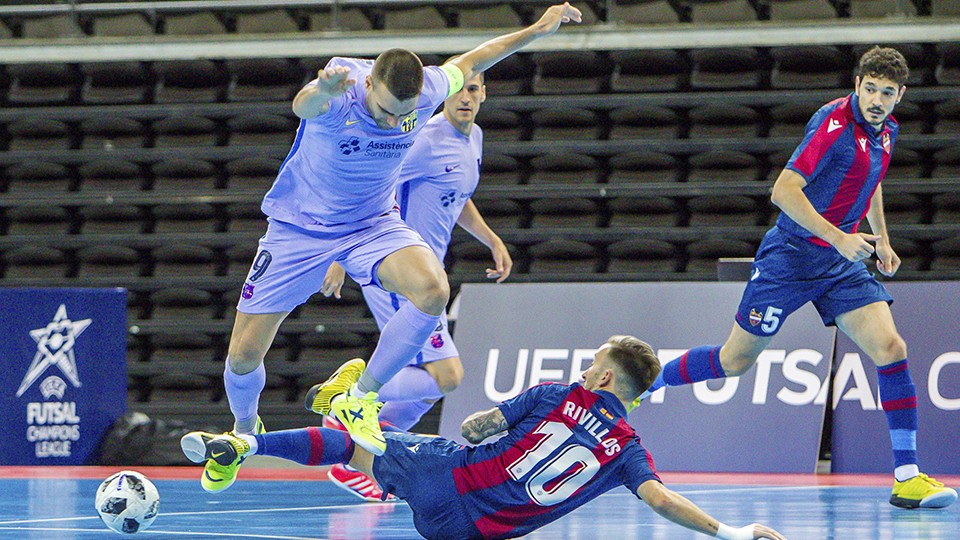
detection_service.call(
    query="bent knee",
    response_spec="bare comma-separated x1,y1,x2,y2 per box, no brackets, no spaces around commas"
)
878,335,908,365
408,279,450,315
435,367,463,394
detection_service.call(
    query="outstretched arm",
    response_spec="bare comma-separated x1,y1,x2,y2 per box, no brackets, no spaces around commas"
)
457,199,513,282
461,406,508,444
448,3,581,83
638,480,788,540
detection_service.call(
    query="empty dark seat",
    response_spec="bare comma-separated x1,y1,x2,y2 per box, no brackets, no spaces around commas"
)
483,55,534,96
7,63,81,105
458,3,524,28
479,153,524,185
475,108,524,142
930,236,960,272
153,115,220,148
225,157,281,190
532,51,612,95
80,117,146,150
771,46,847,89
932,148,960,179
687,195,761,226
610,48,685,92
527,240,598,274
608,196,678,227
3,246,68,279
151,158,219,192
529,198,599,228
234,9,300,33
80,62,152,105
934,99,960,136
152,203,219,234
79,204,146,234
530,108,599,141
151,245,217,278
226,58,302,102
154,60,228,103
690,48,761,90
687,151,760,183
768,0,838,20
78,159,144,192
228,113,295,146
607,151,680,184
881,193,925,225
768,99,827,138
4,205,72,235
471,198,524,229
608,106,680,140
932,193,960,224
6,118,71,151
449,241,517,281
5,161,73,193
688,105,760,139
606,238,679,273
528,153,600,184
76,245,141,278
90,12,154,37
148,287,216,320
883,149,921,182
935,42,960,85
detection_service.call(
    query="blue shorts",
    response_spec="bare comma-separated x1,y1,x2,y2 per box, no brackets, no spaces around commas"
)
373,433,482,540
236,212,429,314
735,227,894,336
362,285,458,366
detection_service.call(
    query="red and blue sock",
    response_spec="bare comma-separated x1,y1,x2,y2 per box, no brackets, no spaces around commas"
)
877,359,918,478
649,345,725,392
254,427,354,466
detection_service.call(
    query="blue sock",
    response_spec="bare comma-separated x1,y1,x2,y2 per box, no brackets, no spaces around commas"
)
254,427,354,466
877,359,918,474
223,358,265,433
379,400,435,431
378,366,444,402
358,303,440,393
658,345,725,388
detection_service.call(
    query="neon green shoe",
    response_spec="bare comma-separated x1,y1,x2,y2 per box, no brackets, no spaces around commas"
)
187,417,263,493
304,358,366,415
890,473,958,509
332,385,386,456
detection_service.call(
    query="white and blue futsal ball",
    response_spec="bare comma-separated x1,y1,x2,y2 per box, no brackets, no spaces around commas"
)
95,470,160,534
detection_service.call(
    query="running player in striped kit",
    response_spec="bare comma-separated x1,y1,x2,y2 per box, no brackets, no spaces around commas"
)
183,336,786,540
639,46,956,510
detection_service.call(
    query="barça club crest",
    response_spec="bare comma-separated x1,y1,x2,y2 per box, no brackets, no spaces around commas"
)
400,112,418,133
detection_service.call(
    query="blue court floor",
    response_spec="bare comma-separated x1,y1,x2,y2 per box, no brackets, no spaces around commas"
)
0,467,958,539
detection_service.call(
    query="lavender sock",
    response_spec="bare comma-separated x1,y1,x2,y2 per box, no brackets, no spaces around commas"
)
223,358,265,433
357,303,440,393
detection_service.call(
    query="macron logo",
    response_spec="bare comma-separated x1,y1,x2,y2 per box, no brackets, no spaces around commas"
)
857,137,867,152
827,118,843,133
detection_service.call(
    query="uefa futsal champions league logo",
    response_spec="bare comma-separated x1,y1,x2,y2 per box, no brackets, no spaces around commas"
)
16,304,91,398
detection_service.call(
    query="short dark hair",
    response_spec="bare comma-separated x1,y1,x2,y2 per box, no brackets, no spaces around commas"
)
372,49,424,101
856,46,909,88
604,335,661,397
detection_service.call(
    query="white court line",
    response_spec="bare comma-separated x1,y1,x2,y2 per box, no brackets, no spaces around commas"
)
0,502,401,526
0,526,327,539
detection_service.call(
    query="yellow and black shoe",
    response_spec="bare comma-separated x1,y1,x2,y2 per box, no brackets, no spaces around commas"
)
304,358,366,415
181,417,263,494
890,473,958,509
331,385,386,456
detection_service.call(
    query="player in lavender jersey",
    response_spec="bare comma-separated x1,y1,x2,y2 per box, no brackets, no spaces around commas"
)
198,3,582,494
639,47,956,510
182,336,787,540
319,71,513,500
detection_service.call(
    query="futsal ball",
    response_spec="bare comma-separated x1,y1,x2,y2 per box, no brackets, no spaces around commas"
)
95,470,160,534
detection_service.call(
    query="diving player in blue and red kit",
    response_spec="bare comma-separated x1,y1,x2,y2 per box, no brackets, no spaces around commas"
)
199,3,581,494
640,46,957,510
182,336,787,540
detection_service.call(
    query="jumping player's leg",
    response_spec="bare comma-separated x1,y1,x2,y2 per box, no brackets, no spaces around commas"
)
835,301,956,508
225,312,288,434
355,244,449,395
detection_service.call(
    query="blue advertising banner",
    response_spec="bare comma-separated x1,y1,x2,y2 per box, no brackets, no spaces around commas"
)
442,282,835,473
0,288,127,465
831,282,960,474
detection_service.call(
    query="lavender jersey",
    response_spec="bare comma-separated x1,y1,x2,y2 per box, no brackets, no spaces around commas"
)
451,383,661,538
396,112,483,262
261,57,459,229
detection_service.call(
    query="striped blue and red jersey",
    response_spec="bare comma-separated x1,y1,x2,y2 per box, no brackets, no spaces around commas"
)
451,383,660,539
779,92,898,246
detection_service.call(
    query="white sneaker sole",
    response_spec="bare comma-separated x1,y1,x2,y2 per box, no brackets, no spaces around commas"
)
180,433,208,464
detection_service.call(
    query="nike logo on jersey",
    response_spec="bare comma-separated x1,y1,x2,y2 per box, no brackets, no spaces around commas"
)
751,267,760,281
827,118,843,133
345,119,361,126
445,164,460,173
857,137,867,152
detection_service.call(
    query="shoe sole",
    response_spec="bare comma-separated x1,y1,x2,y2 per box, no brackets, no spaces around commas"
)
327,469,386,503
181,433,210,464
891,489,958,509
304,358,365,415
